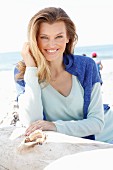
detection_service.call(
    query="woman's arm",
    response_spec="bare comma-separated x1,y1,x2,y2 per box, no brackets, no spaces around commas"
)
25,82,104,138
17,67,43,127
14,43,43,127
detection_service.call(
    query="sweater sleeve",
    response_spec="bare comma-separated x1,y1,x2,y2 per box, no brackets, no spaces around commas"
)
15,67,43,127
54,83,105,138
14,66,25,100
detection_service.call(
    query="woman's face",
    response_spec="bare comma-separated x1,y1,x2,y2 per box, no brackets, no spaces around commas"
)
37,21,69,62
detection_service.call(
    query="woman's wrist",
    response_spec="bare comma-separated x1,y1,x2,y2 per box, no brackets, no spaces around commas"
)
24,67,38,83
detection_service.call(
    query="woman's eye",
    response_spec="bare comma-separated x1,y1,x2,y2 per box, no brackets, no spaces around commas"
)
56,36,63,39
40,36,48,39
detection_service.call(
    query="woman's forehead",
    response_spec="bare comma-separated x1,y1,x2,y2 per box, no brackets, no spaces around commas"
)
38,21,67,34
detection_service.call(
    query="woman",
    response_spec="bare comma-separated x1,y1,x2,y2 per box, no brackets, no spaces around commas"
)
14,7,113,143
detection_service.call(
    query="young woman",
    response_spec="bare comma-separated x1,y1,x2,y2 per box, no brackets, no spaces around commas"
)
14,7,113,143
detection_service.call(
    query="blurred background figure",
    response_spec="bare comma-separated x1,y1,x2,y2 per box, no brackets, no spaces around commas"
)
92,52,103,85
82,54,86,56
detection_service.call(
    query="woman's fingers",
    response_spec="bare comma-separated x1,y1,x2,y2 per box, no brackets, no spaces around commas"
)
25,122,41,136
21,42,36,67
25,120,57,136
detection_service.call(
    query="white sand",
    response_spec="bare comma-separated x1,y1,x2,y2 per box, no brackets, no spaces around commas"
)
0,59,113,126
0,69,18,125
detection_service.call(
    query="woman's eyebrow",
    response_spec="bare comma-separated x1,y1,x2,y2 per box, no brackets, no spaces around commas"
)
39,32,64,36
56,32,64,35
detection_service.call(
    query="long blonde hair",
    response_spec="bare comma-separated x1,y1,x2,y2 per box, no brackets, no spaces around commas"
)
16,7,78,83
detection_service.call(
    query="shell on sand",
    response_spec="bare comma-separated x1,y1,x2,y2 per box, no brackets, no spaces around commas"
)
0,126,113,170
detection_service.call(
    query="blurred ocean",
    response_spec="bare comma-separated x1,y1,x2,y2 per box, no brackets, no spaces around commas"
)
0,52,22,71
74,44,113,59
0,44,113,71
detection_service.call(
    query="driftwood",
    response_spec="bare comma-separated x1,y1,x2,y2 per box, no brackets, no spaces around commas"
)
0,126,113,170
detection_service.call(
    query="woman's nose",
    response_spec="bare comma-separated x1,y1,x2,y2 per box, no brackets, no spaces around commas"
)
48,39,56,47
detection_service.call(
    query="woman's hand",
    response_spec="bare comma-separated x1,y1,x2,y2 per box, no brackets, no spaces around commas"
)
25,120,57,136
21,42,36,67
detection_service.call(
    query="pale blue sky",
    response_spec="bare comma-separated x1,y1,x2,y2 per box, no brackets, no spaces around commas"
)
0,0,113,52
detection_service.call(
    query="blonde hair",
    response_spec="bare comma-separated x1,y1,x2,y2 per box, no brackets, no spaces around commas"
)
16,7,78,83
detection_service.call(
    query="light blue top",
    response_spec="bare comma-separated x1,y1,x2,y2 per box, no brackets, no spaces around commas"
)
14,54,104,140
41,76,113,143
15,67,113,143
41,75,113,143
14,54,112,142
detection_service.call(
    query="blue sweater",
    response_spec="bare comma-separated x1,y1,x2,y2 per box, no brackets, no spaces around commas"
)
14,54,110,140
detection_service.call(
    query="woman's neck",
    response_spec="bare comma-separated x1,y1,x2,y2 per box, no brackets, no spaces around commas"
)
49,58,64,74
49,59,65,81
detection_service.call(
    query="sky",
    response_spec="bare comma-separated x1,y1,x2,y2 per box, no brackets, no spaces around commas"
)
0,0,113,52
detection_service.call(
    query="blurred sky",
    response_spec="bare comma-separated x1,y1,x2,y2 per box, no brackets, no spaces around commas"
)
0,0,113,52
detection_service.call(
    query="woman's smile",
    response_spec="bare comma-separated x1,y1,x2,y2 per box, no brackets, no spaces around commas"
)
45,49,58,55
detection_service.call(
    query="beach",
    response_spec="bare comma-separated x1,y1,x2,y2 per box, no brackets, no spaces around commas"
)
0,59,113,127
0,70,18,126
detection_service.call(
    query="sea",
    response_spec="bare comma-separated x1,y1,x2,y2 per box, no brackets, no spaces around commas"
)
0,44,113,71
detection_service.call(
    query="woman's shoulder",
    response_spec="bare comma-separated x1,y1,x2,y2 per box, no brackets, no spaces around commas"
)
64,54,96,70
72,54,96,66
74,54,93,60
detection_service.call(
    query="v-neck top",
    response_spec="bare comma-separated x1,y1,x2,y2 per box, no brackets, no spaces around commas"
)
41,76,84,121
15,66,113,143
15,54,113,142
41,75,107,141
